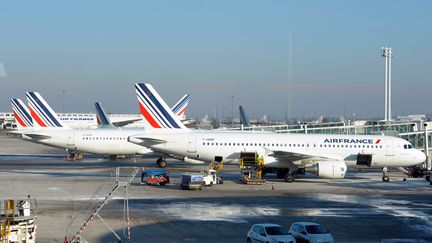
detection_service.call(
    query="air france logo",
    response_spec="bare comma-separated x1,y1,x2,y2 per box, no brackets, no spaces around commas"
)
324,138,381,144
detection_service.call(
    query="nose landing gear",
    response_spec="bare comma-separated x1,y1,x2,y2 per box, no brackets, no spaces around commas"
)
156,157,167,168
382,167,390,182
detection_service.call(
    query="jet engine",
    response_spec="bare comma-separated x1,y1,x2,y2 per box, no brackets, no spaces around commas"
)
175,156,204,164
306,161,347,179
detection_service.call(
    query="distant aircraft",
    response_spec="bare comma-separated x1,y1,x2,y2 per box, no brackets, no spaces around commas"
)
128,83,426,182
239,105,250,127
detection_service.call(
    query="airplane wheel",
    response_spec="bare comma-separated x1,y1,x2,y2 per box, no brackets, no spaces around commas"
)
382,176,390,182
425,175,430,182
159,160,167,168
284,173,295,183
156,157,167,168
109,155,117,160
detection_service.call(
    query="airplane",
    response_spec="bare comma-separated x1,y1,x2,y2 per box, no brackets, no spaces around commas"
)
128,83,426,182
239,105,250,127
11,91,194,160
11,98,33,130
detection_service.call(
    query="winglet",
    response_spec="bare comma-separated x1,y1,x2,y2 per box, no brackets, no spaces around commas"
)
135,83,188,130
26,91,68,128
11,98,33,129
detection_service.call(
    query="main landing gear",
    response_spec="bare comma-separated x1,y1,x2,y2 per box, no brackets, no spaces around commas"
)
156,157,167,168
65,150,83,161
382,167,390,182
277,169,295,183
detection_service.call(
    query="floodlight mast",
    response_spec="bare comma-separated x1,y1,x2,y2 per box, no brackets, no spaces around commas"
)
381,47,393,121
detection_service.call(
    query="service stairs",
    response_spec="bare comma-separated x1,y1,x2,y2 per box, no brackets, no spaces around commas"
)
240,152,265,184
70,167,139,243
208,160,223,173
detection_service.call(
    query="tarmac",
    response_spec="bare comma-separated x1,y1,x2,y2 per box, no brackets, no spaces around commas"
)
0,132,431,242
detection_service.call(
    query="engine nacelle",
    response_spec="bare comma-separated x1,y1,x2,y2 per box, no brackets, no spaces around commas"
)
306,161,347,179
174,156,205,164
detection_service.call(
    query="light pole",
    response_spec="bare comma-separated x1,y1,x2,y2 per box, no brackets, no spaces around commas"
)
231,95,234,127
381,47,393,121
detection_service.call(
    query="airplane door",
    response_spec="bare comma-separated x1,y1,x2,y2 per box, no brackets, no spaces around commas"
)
385,140,394,156
187,136,196,153
67,133,75,146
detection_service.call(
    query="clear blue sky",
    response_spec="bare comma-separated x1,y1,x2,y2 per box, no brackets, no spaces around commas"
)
0,0,431,120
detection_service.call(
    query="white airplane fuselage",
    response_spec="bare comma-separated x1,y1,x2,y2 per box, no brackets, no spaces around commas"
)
130,131,426,168
22,128,151,155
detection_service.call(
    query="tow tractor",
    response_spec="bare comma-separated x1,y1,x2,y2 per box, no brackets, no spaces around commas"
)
141,170,170,186
180,160,224,190
201,169,223,186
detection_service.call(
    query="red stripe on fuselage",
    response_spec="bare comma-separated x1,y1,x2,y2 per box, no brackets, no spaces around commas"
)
30,107,47,127
138,102,161,128
13,111,27,127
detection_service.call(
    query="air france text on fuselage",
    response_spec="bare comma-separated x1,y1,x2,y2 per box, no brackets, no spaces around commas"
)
324,138,380,144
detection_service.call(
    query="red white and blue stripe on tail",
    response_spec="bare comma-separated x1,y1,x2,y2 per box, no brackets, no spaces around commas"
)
171,94,190,118
26,91,66,128
11,98,33,128
95,102,112,126
135,83,187,129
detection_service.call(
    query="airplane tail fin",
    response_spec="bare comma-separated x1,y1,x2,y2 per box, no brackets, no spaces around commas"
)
26,91,68,128
11,98,33,129
95,102,114,127
239,105,250,127
171,94,190,120
135,83,189,130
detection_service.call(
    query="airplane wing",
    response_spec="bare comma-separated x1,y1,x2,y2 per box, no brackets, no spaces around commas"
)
112,118,142,127
128,135,166,146
266,148,344,162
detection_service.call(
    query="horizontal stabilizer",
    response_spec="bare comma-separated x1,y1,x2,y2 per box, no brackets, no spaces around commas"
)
22,133,52,140
112,118,142,127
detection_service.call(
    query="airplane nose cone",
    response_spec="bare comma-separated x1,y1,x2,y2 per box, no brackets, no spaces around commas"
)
416,151,427,164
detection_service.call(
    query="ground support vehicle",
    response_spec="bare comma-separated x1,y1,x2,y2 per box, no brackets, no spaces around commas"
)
141,170,170,186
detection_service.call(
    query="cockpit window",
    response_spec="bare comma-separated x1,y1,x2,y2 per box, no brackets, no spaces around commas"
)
404,144,414,149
